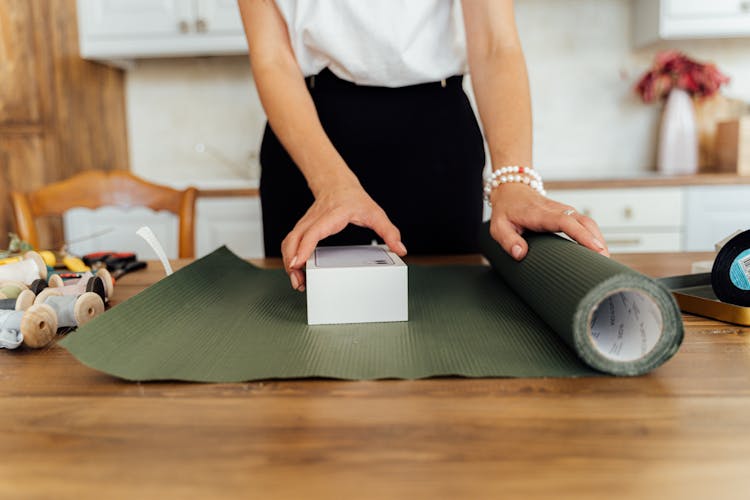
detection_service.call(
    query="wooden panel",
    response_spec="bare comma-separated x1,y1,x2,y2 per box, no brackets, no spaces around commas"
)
0,0,43,125
0,135,63,248
0,0,129,249
46,0,129,179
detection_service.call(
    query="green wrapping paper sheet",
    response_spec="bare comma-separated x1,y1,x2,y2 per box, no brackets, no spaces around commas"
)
61,225,684,381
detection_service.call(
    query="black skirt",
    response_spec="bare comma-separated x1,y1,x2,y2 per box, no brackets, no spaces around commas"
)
259,68,486,257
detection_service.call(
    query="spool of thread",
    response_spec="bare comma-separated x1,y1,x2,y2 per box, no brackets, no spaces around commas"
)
29,278,48,295
36,291,104,327
48,271,93,295
86,276,107,303
0,283,24,299
0,255,23,266
0,304,58,349
711,230,750,307
39,250,56,267
0,290,36,311
49,270,112,302
96,268,114,301
48,274,65,288
0,251,47,284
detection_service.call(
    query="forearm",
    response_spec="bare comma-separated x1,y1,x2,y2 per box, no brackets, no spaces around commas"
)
239,0,359,198
468,47,533,168
251,60,360,196
462,0,532,169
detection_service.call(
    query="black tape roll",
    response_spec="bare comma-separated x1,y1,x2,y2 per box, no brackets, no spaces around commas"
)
711,230,750,307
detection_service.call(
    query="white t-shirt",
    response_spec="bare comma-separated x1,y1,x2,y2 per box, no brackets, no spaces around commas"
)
274,0,468,87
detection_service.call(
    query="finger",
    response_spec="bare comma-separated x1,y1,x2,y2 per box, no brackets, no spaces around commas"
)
289,268,305,292
363,209,406,256
576,214,609,256
555,214,607,255
295,212,351,273
489,217,527,261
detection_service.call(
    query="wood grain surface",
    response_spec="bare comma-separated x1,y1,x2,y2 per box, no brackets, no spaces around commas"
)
0,252,748,500
0,0,128,249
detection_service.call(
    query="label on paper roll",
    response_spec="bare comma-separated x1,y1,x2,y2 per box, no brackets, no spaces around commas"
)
729,249,750,291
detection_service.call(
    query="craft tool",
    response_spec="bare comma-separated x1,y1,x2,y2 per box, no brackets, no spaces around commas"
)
111,260,147,280
82,252,136,268
62,255,90,273
35,291,104,328
0,290,36,311
0,252,47,284
711,229,750,306
0,304,58,349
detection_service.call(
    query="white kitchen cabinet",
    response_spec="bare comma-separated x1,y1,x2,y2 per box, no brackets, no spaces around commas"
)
77,0,247,61
684,186,750,251
548,187,685,253
634,0,750,46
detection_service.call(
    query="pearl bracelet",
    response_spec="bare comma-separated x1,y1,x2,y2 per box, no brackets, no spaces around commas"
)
483,166,546,205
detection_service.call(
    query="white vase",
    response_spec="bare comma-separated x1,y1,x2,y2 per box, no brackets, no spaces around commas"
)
658,88,698,175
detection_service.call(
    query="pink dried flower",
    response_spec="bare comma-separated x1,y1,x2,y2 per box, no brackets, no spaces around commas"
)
635,51,730,103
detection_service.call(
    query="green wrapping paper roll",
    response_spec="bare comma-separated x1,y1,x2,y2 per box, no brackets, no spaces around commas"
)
60,223,684,382
479,228,684,376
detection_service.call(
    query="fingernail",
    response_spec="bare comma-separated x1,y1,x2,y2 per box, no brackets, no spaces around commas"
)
289,255,298,268
512,245,523,260
290,273,299,290
397,241,407,255
297,284,306,292
592,239,605,250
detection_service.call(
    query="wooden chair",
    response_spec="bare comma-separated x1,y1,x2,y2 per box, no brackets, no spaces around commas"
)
11,170,198,258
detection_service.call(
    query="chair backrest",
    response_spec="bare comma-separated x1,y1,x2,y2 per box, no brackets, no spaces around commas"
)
11,170,197,258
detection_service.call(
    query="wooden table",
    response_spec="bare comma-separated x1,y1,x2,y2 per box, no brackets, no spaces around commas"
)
2,253,748,499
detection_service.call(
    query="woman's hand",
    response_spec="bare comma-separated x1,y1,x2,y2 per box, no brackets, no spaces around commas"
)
282,183,407,291
489,183,609,260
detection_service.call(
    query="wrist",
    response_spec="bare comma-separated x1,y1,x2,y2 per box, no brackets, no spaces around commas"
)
307,166,361,199
483,165,546,206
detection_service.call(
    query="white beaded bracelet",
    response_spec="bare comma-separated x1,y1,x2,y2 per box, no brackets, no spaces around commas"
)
483,165,546,205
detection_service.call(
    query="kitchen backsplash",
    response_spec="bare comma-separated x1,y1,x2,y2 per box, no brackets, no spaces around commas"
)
126,0,750,184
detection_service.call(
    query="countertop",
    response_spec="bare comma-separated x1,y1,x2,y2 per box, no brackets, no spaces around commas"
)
2,252,748,499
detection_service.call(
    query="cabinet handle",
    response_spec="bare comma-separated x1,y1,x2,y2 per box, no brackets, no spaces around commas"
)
606,238,642,247
741,1,750,12
623,206,634,219
196,18,208,33
178,20,190,33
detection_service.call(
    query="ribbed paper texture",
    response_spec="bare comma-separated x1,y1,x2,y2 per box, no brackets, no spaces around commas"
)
60,226,683,381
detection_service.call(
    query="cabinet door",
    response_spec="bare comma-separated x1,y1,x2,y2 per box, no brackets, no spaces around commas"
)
663,0,750,39
195,0,244,34
77,0,192,38
684,186,750,251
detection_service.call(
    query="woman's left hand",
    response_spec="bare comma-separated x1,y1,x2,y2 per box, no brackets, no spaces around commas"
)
488,183,609,260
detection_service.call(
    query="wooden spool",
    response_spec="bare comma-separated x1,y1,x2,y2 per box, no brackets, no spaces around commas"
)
74,292,105,326
21,304,58,348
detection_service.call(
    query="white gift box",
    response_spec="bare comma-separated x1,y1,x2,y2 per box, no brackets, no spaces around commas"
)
305,245,408,325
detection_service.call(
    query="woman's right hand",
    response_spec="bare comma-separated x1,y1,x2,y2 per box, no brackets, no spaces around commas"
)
282,183,407,291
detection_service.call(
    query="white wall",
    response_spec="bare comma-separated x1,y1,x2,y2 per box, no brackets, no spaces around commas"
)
125,0,750,184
